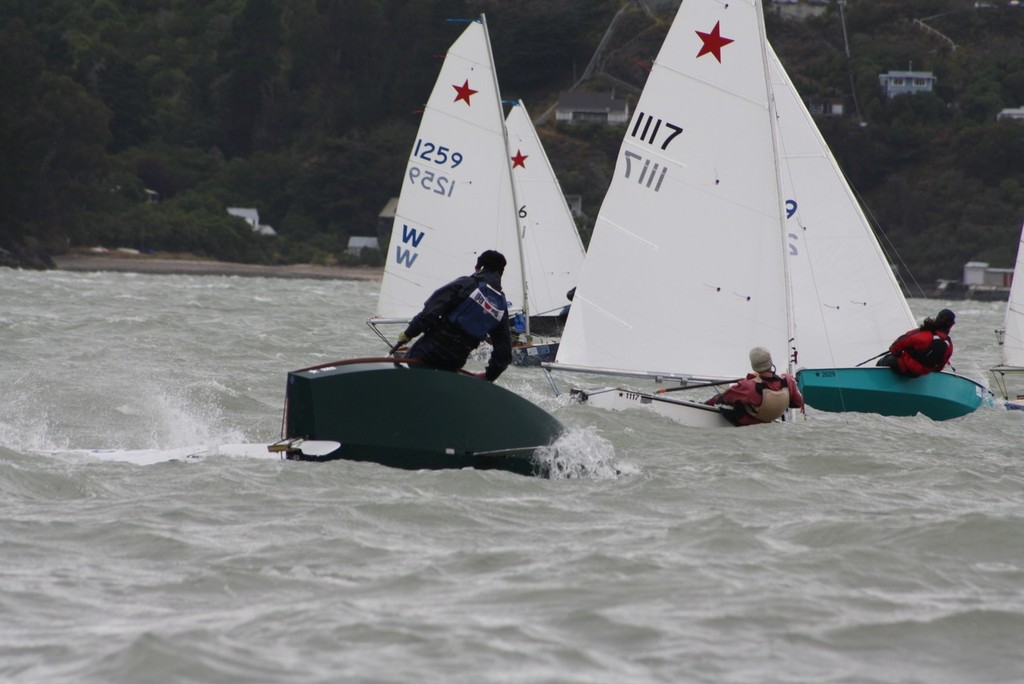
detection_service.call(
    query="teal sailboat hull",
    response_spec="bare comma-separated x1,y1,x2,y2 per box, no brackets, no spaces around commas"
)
797,367,991,421
281,358,564,476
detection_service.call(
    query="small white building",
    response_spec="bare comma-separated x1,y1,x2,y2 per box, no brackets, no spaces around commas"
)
347,236,379,255
997,107,1024,122
226,207,277,236
555,92,630,125
804,96,844,117
964,261,1013,287
878,70,937,100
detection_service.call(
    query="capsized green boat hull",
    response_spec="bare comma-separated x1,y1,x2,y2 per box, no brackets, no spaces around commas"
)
282,358,564,476
797,367,992,421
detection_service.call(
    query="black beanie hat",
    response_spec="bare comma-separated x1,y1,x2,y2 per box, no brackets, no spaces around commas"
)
476,250,507,274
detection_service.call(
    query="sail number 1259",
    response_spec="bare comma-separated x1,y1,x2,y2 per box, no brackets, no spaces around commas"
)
409,167,455,197
409,138,462,198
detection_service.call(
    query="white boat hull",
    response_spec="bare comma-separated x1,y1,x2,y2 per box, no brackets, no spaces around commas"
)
989,365,1024,403
571,387,734,428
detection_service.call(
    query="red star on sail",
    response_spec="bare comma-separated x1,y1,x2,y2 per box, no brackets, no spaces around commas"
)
511,149,528,168
695,21,734,63
452,79,478,105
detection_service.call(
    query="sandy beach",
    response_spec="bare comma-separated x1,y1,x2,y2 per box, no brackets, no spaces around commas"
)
52,251,383,281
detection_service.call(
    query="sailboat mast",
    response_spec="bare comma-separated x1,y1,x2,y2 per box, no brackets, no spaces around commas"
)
480,13,531,337
756,0,796,376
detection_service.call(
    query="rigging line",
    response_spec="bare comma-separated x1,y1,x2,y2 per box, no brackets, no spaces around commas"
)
366,320,392,349
777,74,920,302
837,0,865,126
827,7,919,305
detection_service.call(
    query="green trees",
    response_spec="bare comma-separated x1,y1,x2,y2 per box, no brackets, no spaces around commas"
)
769,0,1024,284
215,0,285,158
0,18,112,255
1,0,1023,283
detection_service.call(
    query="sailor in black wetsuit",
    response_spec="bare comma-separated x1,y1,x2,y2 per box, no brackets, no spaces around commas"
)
396,250,513,382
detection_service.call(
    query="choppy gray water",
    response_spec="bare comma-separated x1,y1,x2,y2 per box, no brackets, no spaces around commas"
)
1,268,1022,684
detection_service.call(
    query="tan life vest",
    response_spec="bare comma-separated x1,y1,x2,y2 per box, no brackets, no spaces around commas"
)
744,378,790,423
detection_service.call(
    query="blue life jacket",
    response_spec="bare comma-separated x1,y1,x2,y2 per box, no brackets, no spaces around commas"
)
447,280,507,341
511,312,527,335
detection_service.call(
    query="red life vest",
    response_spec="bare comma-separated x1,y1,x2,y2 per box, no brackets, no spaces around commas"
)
892,329,951,376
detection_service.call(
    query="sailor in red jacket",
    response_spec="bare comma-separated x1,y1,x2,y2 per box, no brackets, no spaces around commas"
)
706,347,805,426
877,309,955,377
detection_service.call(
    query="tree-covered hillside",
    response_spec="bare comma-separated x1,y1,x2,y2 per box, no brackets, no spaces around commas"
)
1,0,1022,285
767,0,1024,285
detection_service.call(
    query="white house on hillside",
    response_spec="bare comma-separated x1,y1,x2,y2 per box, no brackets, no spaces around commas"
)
804,95,844,117
555,91,630,125
878,70,937,100
997,107,1024,122
347,236,379,255
226,207,277,236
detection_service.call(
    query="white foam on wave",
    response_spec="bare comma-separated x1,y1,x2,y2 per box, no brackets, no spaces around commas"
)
534,425,633,480
43,442,282,466
1,362,255,458
122,375,250,449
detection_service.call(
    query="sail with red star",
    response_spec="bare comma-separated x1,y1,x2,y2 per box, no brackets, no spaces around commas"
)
373,14,586,343
695,21,734,62
505,101,586,323
553,0,785,383
452,79,478,105
374,16,525,323
549,0,982,424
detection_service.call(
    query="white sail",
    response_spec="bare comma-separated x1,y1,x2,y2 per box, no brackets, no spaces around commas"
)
1000,220,1024,367
990,219,1024,402
374,17,525,323
767,44,916,368
505,101,586,321
550,0,987,422
554,0,791,381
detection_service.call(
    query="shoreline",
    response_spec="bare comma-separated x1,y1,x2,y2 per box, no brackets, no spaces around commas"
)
51,252,383,281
